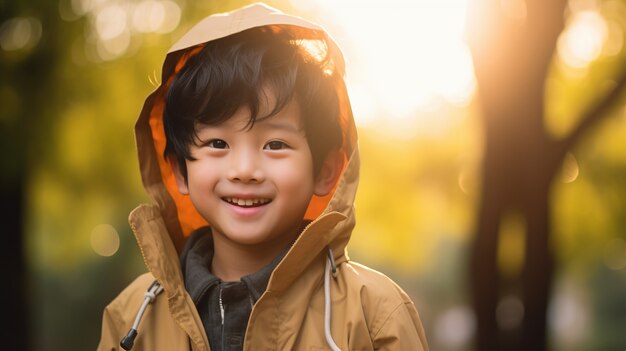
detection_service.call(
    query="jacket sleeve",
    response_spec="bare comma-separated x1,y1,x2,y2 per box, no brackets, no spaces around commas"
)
371,300,429,351
97,301,123,351
96,274,155,351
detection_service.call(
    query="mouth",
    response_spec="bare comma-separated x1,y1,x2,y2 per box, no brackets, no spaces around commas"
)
223,197,272,208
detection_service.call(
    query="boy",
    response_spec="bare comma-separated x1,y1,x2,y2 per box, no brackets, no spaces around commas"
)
98,3,428,351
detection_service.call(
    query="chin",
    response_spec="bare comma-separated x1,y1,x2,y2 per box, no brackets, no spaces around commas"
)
224,231,271,246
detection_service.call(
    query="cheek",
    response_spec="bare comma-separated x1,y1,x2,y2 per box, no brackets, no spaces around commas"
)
186,162,220,190
270,156,315,191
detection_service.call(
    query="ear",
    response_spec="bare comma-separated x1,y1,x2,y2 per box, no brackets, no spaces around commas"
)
314,149,343,196
168,156,189,195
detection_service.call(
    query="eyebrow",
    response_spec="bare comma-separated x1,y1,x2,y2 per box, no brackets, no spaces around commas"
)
257,120,304,134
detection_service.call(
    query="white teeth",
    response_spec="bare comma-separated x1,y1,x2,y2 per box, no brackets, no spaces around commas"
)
225,197,270,207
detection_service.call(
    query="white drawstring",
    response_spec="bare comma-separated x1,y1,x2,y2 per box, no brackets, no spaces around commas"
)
120,281,164,350
324,248,341,351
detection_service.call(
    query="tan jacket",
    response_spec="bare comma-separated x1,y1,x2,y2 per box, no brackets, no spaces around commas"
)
97,4,428,350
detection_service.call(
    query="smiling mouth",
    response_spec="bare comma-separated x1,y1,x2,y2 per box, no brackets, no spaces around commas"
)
223,197,271,208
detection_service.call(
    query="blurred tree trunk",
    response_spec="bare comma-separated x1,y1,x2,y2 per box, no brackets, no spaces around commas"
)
0,5,28,349
0,56,28,351
0,181,26,351
467,0,626,349
1,1,63,349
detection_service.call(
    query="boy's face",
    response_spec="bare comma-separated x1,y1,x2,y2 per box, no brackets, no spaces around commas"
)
173,92,333,249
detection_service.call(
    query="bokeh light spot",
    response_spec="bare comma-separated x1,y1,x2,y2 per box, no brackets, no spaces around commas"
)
156,1,181,33
557,10,607,69
132,0,181,34
0,17,42,52
549,283,590,347
496,295,525,331
560,152,580,183
433,305,475,348
458,165,478,196
95,4,127,40
132,0,165,33
59,0,81,21
96,30,131,61
90,224,120,257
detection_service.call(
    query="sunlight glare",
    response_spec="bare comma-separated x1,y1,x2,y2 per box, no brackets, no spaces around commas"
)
305,0,475,127
557,10,607,69
499,0,527,21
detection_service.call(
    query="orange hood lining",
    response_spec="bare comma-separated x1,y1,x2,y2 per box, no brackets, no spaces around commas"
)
147,26,356,238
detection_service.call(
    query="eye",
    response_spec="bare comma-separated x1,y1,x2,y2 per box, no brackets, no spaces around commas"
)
206,139,228,149
264,140,289,150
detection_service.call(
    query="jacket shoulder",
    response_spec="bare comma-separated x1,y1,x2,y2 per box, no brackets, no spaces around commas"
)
342,261,413,303
97,273,155,351
107,273,156,321
340,261,429,349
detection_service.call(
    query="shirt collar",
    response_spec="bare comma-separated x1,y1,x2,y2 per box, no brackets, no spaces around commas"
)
180,227,289,304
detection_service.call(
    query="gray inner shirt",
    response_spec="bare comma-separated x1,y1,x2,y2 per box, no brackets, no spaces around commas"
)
180,227,288,351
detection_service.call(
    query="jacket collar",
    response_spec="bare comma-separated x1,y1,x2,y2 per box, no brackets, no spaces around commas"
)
180,227,289,303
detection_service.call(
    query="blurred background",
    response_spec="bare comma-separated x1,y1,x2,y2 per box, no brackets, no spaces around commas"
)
1,0,625,350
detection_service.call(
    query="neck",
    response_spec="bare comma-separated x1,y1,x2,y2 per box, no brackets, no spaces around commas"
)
210,232,296,282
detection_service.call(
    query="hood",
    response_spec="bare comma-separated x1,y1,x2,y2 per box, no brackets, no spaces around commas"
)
133,2,359,260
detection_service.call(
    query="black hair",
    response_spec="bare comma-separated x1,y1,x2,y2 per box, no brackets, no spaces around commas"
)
163,26,343,180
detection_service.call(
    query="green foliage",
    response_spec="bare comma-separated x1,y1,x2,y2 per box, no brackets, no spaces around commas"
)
351,108,480,274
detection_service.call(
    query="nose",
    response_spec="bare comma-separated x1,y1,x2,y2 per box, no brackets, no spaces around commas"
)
227,148,264,183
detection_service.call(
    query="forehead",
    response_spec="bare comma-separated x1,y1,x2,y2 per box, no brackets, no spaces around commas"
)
198,95,304,133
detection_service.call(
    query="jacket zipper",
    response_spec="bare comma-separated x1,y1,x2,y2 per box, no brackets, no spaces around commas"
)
219,285,225,326
219,285,225,351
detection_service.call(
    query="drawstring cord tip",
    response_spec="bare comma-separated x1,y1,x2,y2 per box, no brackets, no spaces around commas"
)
120,329,137,350
119,280,163,350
